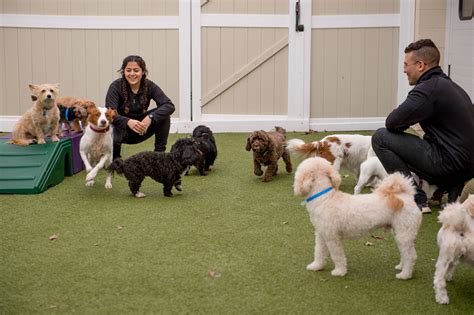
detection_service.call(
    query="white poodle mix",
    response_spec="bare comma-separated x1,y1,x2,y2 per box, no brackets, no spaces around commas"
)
433,195,474,304
294,157,422,279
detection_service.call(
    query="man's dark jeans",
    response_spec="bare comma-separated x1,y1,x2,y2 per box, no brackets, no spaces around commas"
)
372,128,468,203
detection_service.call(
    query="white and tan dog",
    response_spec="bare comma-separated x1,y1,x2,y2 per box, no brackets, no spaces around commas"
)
433,195,474,304
294,157,422,279
10,83,60,146
79,106,116,188
287,134,372,178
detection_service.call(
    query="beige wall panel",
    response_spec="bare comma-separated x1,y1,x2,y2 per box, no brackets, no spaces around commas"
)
84,30,100,100
311,28,398,118
97,0,112,15
3,28,20,115
17,29,33,114
232,28,249,114
125,0,139,15
150,0,166,15
220,28,235,114
2,1,17,13
45,29,60,85
70,1,85,15
336,29,351,117
418,0,445,10
31,0,45,14
58,0,72,15
234,0,248,14
323,29,338,117
203,28,222,114
246,28,262,114
164,0,177,15
84,0,99,15
349,29,364,116
362,28,378,116
391,28,399,108
31,29,47,84
164,30,179,115
111,1,125,15
0,29,5,115
17,0,31,13
313,0,399,15
273,47,288,115
70,30,87,97
200,0,287,14
260,29,276,114
58,30,74,97
311,29,325,118
376,28,395,116
201,28,208,110
98,30,114,105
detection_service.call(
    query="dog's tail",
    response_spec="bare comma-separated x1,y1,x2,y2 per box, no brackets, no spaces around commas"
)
438,196,474,231
8,138,30,146
108,158,125,176
374,173,416,212
286,138,320,159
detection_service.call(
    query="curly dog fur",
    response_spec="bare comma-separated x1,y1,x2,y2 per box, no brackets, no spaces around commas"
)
189,125,218,175
245,126,292,182
294,157,422,279
109,138,202,197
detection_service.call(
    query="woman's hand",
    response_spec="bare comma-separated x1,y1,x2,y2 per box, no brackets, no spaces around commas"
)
127,119,147,136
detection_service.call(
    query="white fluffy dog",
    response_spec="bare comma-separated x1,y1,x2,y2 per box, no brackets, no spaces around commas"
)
294,157,422,279
433,195,474,304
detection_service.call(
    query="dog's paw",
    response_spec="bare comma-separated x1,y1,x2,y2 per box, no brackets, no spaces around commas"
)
435,292,449,304
37,138,46,144
105,183,112,189
306,262,325,271
135,192,146,198
86,171,98,182
175,185,182,191
52,136,60,142
331,268,347,277
262,176,273,182
395,263,403,271
85,180,95,187
254,169,263,176
395,271,412,280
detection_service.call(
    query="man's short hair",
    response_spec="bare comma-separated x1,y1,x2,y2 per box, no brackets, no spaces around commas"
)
404,39,440,67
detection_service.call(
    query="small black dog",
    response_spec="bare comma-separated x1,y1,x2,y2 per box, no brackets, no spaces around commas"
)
188,125,218,175
109,138,202,197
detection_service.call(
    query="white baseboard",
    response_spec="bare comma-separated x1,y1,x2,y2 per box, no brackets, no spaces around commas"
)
0,115,385,134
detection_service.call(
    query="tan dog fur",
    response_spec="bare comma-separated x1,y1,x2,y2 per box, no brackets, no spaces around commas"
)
10,83,60,146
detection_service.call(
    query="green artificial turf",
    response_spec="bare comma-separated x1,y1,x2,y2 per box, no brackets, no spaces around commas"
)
0,131,473,314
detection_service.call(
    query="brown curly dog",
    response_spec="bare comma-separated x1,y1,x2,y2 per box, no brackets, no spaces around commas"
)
245,126,292,182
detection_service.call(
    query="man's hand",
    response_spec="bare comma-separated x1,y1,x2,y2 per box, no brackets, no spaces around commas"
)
127,119,148,136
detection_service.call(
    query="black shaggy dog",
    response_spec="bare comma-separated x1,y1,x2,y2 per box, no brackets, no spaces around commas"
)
188,125,218,175
109,138,202,197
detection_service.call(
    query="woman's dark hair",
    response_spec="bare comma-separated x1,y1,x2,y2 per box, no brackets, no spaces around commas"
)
118,55,149,114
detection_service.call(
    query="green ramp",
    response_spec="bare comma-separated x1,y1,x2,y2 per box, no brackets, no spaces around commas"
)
0,138,73,194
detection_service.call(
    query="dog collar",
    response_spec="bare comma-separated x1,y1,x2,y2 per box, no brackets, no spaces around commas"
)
302,187,333,205
90,125,110,133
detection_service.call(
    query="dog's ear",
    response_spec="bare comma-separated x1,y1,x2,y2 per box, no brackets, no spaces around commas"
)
463,195,474,217
106,108,118,120
327,166,341,190
294,171,314,197
29,84,38,93
245,136,252,151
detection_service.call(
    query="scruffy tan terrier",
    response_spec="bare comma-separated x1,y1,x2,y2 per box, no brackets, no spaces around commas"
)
9,83,60,146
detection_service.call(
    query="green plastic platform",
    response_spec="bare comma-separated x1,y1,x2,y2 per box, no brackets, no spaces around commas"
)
0,138,73,194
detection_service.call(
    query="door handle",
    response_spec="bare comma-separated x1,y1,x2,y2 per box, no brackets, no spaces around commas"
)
295,0,305,32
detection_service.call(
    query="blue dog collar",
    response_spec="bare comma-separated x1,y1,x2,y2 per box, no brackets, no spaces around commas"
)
301,187,333,205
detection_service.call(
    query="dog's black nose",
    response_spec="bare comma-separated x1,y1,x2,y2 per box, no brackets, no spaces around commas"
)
47,94,52,99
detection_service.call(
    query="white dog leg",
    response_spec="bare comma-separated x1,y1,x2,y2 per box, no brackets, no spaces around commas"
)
325,239,347,276
104,169,113,189
434,254,455,304
307,233,328,271
394,235,417,280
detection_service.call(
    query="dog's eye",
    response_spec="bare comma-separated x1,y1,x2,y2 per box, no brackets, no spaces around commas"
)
41,89,46,93
49,89,54,92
